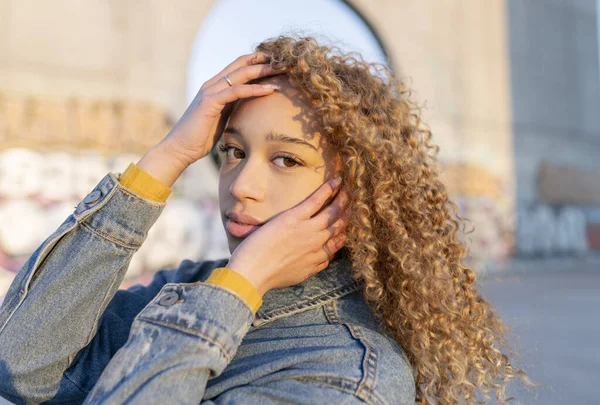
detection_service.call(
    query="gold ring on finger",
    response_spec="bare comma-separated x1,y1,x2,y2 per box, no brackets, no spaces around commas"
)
224,75,233,87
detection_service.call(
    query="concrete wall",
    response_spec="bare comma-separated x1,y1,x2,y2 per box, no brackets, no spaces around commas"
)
0,0,518,270
351,0,516,262
0,0,215,116
508,0,600,208
507,0,600,255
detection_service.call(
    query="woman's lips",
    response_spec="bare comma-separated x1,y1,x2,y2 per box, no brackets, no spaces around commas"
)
226,218,261,238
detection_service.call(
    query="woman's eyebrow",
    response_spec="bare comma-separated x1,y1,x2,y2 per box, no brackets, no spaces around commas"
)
265,131,319,152
224,126,318,152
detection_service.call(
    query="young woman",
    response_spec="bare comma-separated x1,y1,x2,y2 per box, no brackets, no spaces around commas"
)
0,36,528,405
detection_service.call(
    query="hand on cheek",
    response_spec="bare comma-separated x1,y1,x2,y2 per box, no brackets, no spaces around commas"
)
226,178,350,296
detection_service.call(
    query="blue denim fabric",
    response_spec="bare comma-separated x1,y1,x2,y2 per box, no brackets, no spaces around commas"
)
0,172,416,404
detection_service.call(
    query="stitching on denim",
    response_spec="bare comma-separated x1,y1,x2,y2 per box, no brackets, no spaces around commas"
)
324,301,385,405
0,220,75,331
344,323,379,403
21,219,77,292
143,283,252,331
287,374,359,398
186,282,255,316
353,325,380,401
136,317,234,362
258,283,360,322
323,301,340,325
289,374,385,405
118,185,166,207
0,292,19,334
2,219,77,332
80,221,140,249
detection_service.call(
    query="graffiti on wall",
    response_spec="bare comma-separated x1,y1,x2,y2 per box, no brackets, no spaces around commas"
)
439,162,515,269
0,94,229,302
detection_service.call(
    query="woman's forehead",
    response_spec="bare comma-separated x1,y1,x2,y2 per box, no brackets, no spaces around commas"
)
229,83,321,138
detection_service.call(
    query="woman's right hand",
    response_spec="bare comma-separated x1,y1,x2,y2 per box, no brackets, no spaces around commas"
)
226,179,350,297
159,52,284,168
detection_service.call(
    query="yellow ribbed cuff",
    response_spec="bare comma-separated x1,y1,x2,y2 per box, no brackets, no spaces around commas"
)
118,162,172,203
205,267,263,315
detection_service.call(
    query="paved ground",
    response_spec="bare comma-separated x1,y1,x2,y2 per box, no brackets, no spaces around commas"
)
1,269,598,405
480,270,599,405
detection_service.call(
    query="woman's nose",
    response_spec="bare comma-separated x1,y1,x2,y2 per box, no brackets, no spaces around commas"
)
229,160,265,202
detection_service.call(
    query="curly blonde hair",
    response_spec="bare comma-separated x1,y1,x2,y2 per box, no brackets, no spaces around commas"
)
254,35,531,405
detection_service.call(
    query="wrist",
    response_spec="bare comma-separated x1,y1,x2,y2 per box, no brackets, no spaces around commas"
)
226,261,270,297
136,143,190,188
158,136,201,169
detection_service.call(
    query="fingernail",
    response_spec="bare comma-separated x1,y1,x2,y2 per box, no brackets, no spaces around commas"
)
331,177,342,187
262,84,280,90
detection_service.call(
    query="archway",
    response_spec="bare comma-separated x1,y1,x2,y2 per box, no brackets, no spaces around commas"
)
187,0,390,104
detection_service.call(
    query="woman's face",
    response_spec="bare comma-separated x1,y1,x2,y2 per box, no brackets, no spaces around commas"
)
218,75,342,253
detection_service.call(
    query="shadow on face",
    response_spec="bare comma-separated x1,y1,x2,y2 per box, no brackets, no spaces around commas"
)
217,75,342,253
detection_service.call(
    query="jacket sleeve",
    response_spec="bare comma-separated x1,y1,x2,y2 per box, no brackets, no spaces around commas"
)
83,300,390,405
82,282,256,405
116,162,263,313
0,172,167,404
82,294,414,405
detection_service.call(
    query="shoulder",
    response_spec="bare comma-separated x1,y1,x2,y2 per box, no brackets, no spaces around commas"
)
331,291,416,404
237,292,415,404
353,323,416,404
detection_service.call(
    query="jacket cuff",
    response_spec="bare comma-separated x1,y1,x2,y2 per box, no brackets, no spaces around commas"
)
118,162,172,203
136,282,255,361
205,268,263,314
73,172,166,248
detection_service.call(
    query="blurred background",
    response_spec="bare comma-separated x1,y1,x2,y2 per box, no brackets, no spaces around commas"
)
0,0,598,403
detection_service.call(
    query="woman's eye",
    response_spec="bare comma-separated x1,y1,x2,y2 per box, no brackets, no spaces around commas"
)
273,156,301,168
230,148,244,159
218,145,302,169
218,145,244,160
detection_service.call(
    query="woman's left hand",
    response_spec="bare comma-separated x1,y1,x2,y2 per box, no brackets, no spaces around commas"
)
226,178,350,296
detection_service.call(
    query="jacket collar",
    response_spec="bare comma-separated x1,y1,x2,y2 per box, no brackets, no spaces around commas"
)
251,248,361,327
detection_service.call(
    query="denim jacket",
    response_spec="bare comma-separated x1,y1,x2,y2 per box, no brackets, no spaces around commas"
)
0,172,416,404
